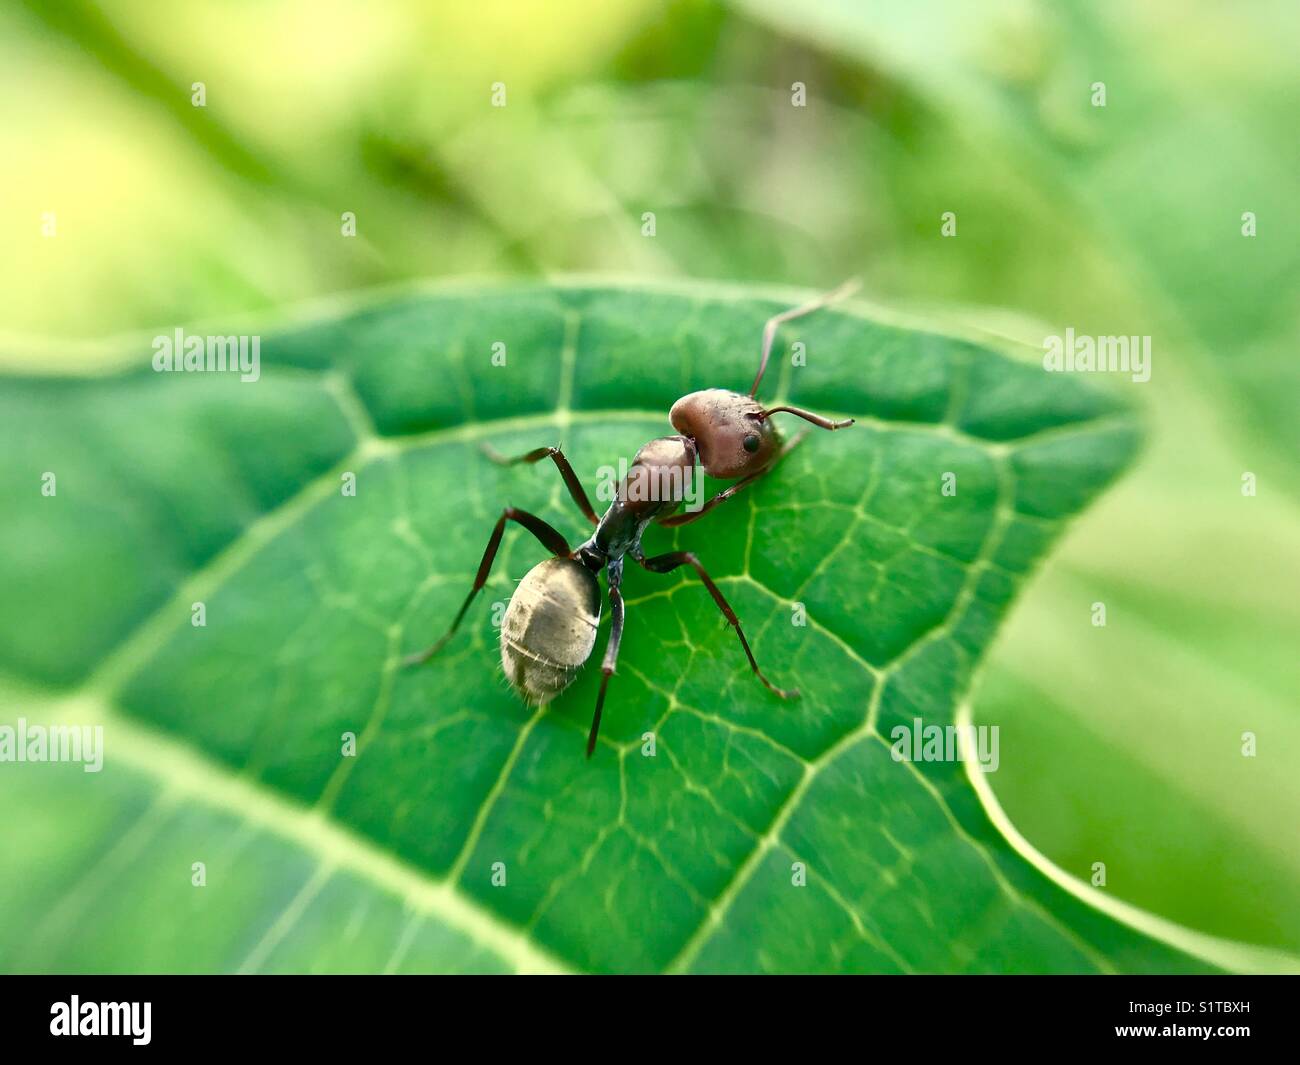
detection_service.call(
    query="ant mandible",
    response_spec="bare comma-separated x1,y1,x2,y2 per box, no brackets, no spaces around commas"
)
403,281,860,757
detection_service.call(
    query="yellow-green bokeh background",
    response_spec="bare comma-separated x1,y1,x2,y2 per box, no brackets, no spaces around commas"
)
3,1,1297,955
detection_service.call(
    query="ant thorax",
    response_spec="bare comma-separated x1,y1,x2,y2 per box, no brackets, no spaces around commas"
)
620,436,696,508
587,435,696,563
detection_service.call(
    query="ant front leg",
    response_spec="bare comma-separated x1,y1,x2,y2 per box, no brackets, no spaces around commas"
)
481,444,599,525
585,560,625,758
749,278,861,398
659,431,811,528
402,507,570,667
637,551,798,699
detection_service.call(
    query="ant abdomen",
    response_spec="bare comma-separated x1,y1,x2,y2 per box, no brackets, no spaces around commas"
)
669,388,779,479
499,557,602,704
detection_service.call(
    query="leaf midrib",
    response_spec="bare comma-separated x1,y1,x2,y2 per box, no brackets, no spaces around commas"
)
41,687,572,975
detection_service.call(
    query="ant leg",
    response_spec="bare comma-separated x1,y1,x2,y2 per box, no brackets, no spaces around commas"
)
636,551,798,699
402,507,570,667
756,405,855,431
481,444,599,525
749,278,861,398
658,431,810,528
586,563,625,758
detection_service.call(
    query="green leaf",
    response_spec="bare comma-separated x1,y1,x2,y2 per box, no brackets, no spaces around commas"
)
0,281,1267,973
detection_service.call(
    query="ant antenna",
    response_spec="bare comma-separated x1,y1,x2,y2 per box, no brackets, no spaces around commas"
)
752,406,854,430
749,278,861,398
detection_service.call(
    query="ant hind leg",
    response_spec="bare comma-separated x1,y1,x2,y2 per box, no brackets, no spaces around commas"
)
585,563,625,758
636,551,797,699
402,507,570,667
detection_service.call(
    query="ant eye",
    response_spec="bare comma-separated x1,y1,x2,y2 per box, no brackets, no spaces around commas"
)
742,433,760,453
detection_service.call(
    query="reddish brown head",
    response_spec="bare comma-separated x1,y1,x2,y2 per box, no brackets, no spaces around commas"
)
669,388,779,479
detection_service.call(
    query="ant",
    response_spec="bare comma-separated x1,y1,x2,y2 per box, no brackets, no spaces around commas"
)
403,281,860,757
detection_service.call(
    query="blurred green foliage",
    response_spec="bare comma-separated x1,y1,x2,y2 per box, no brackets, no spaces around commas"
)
2,0,1296,955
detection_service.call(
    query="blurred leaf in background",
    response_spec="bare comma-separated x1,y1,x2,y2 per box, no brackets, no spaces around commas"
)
1,0,1296,958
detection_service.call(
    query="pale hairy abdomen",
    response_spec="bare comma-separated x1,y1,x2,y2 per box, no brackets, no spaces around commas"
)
500,557,601,703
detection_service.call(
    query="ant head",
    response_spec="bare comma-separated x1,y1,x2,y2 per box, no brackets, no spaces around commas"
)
670,389,778,479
